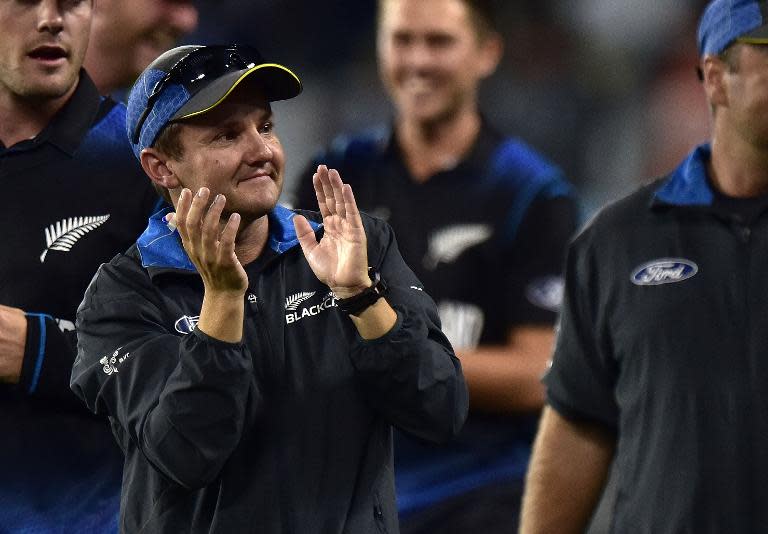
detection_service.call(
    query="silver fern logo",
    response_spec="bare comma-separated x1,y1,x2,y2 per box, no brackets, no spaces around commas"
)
423,224,493,270
285,291,316,311
40,215,111,263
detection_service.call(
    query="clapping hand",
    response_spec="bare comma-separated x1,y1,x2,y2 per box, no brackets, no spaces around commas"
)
293,166,371,299
169,187,247,296
164,187,248,342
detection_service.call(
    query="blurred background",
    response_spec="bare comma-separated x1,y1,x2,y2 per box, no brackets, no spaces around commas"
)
186,0,712,218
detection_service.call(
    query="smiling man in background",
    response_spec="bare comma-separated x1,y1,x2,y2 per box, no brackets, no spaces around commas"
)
293,0,578,531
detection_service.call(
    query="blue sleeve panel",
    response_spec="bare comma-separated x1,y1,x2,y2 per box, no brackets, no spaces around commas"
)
291,127,389,210
484,138,577,244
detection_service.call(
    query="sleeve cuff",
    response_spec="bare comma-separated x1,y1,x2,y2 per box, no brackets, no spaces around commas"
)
191,327,245,349
352,308,404,346
546,392,618,432
20,313,51,394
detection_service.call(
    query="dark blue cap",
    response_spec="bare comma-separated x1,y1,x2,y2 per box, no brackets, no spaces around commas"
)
126,44,302,159
698,0,768,56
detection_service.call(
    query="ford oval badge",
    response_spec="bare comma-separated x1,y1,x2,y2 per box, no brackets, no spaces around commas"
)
631,258,698,286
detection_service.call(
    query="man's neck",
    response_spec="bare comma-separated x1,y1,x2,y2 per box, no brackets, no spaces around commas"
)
234,215,271,266
709,127,768,198
396,108,481,183
0,86,75,148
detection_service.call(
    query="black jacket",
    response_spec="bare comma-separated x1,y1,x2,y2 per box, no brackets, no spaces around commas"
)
71,206,468,533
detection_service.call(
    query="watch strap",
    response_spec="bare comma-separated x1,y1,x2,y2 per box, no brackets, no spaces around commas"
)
336,268,388,316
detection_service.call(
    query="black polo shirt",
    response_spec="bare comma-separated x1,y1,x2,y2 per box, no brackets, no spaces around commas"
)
294,122,578,514
294,124,578,346
0,72,159,532
545,143,768,533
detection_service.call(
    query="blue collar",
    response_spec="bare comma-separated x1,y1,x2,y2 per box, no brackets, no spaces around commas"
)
652,144,714,207
137,204,321,271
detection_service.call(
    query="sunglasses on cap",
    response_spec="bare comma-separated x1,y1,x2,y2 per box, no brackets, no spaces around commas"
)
131,45,264,144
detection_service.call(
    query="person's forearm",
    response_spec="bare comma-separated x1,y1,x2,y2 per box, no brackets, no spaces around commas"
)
349,298,398,340
458,326,553,413
197,290,244,343
0,305,28,384
459,348,547,412
519,407,615,534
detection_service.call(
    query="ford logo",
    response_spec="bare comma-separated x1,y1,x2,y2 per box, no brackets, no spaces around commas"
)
631,258,698,286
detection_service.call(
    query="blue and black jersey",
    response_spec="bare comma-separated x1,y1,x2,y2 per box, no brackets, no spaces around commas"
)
293,122,579,517
0,72,159,533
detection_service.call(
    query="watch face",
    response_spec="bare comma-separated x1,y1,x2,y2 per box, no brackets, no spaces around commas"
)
369,268,386,294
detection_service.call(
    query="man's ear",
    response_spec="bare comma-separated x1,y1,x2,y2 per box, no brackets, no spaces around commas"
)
476,32,503,79
701,54,729,109
140,147,181,190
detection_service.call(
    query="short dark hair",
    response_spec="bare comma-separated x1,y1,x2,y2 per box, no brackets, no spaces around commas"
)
154,122,185,160
697,42,742,82
719,42,743,73
463,0,496,37
377,0,497,39
151,122,185,204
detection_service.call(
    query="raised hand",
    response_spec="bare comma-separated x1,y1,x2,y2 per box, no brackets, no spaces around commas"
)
171,187,247,296
167,187,247,342
293,166,371,298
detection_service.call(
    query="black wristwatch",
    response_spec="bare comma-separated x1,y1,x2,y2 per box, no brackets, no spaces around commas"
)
336,268,388,316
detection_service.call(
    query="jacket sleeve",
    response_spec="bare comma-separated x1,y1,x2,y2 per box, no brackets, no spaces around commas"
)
3,313,83,410
70,257,256,490
348,216,469,444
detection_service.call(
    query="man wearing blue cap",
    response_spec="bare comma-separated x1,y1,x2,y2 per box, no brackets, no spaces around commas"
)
519,1,768,533
70,44,468,533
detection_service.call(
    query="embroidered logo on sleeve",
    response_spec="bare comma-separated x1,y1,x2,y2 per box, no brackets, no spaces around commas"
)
631,258,698,286
39,215,111,263
99,347,131,375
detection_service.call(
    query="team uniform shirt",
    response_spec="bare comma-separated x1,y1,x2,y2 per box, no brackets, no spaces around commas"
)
545,144,768,533
70,207,468,534
293,123,578,514
0,72,160,533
